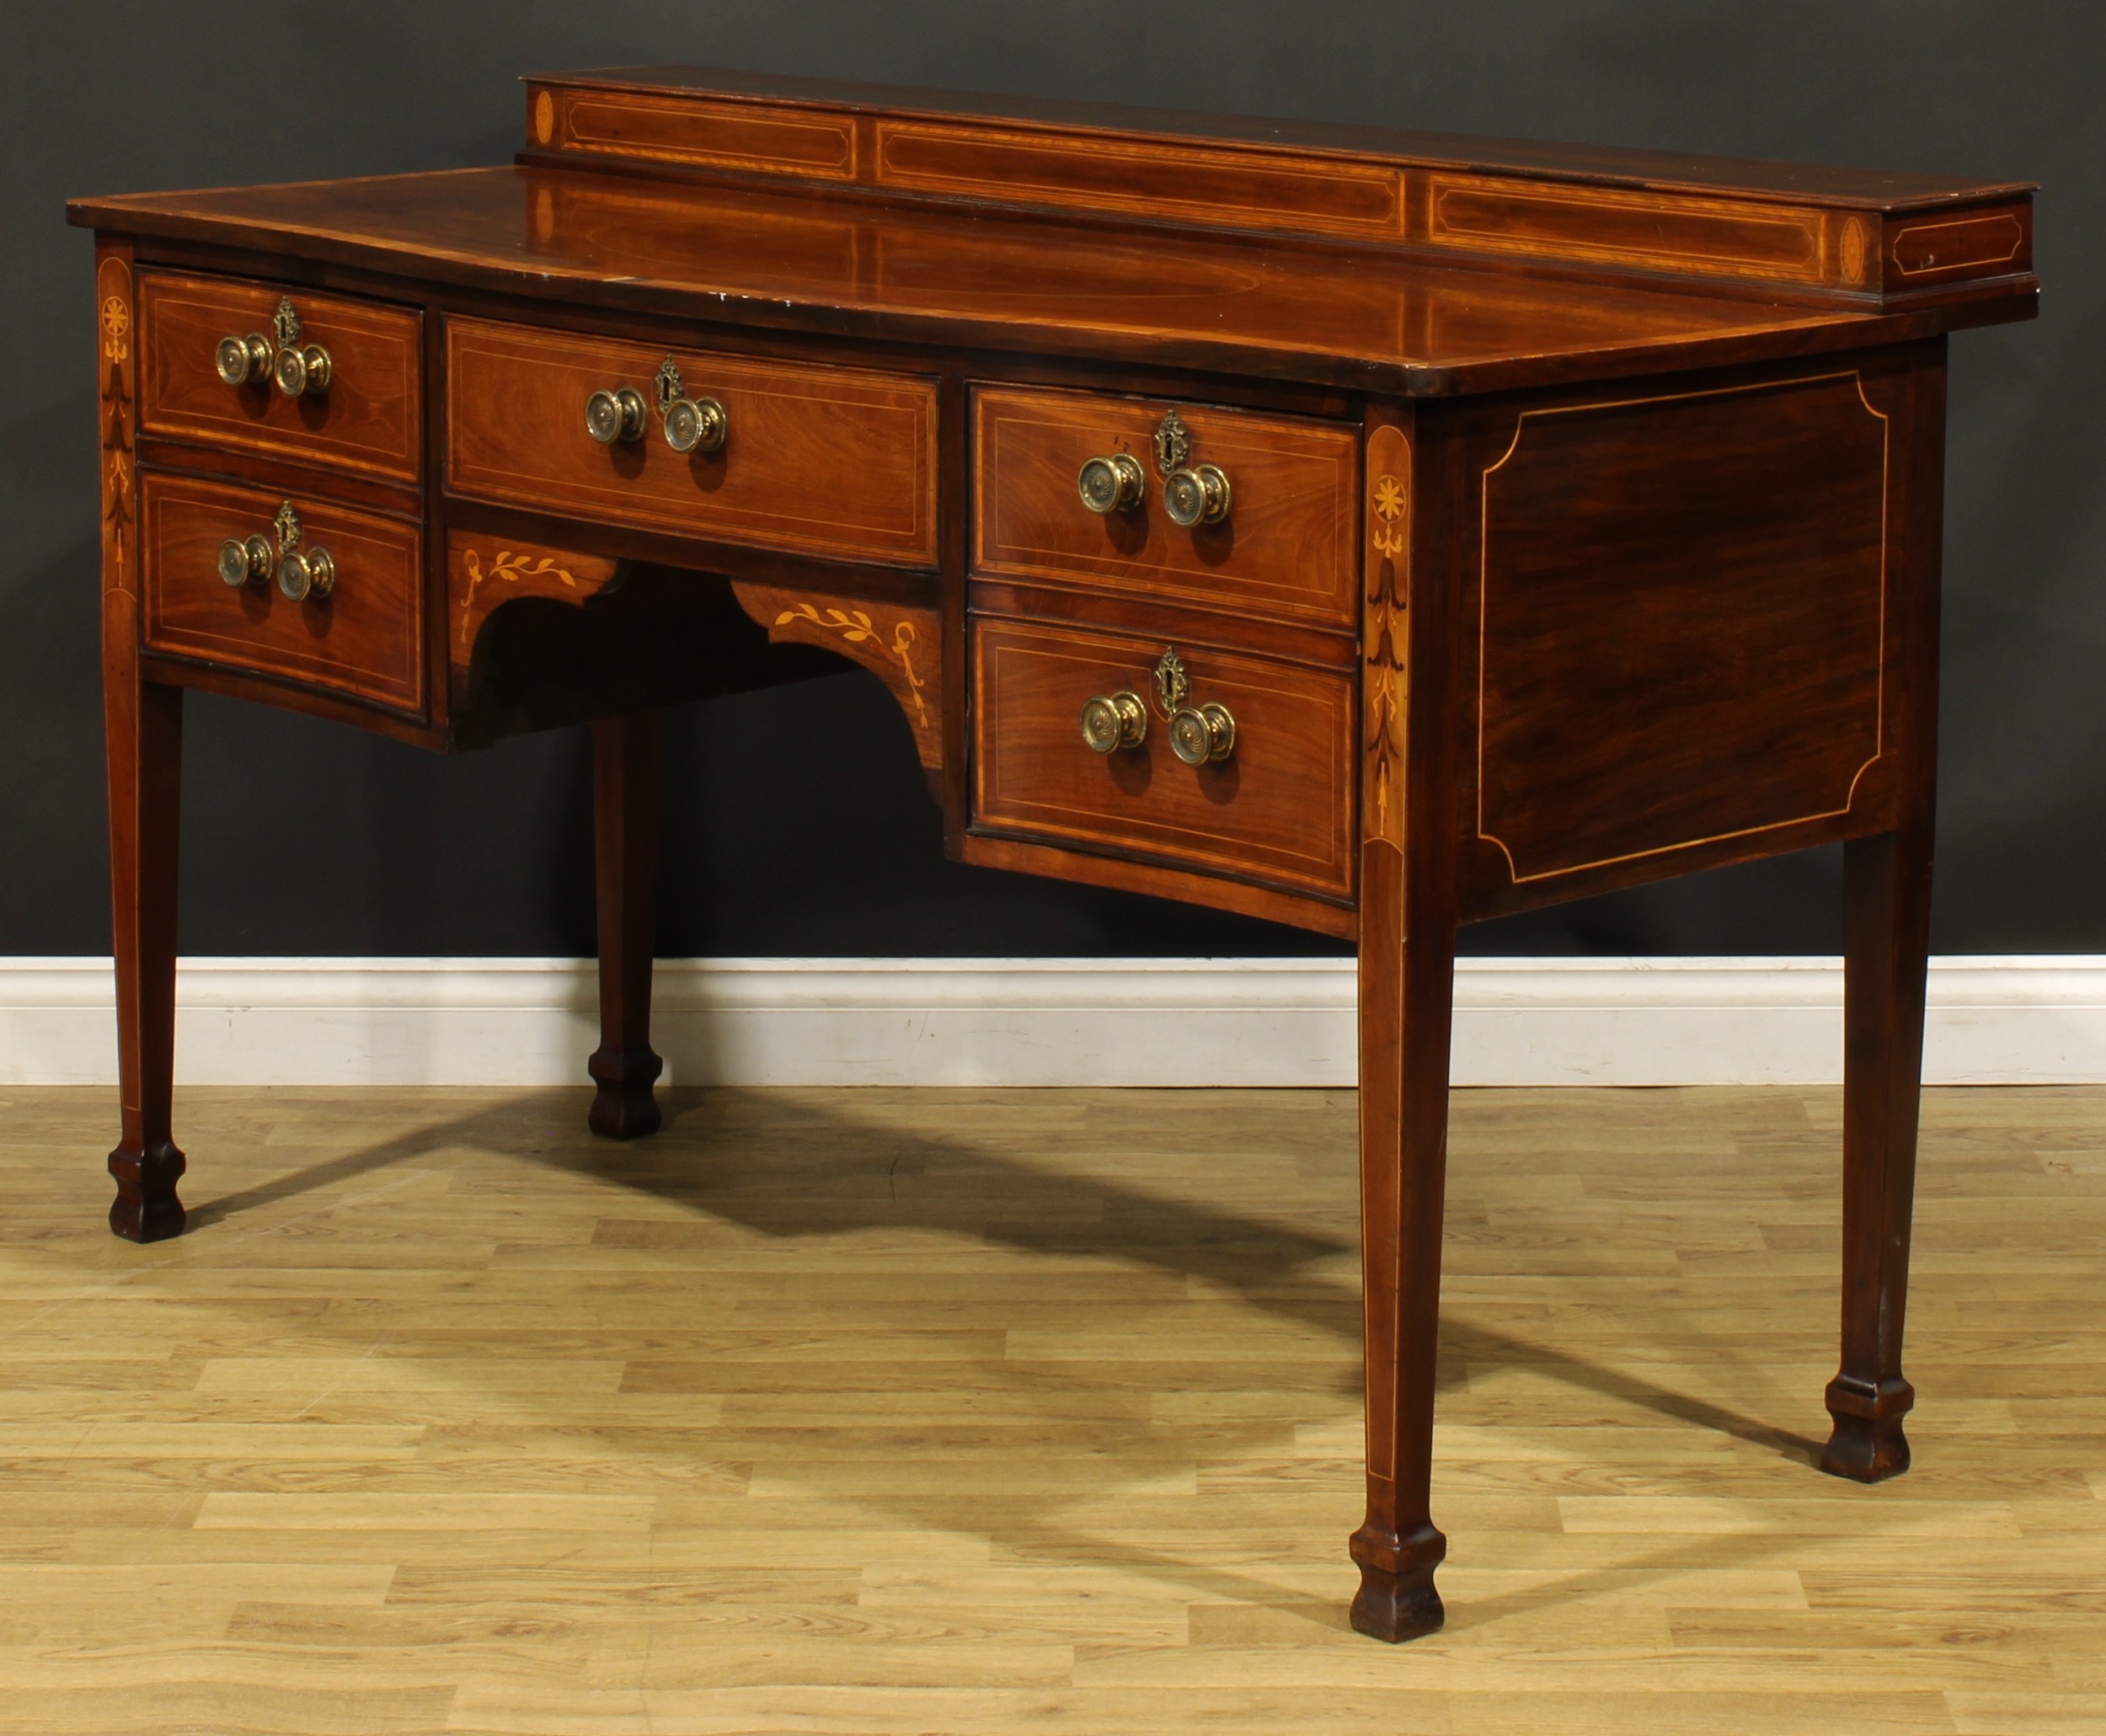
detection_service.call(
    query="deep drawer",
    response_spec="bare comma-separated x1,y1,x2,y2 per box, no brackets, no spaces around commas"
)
137,272,423,483
971,613,1355,902
972,386,1360,629
140,473,425,715
444,318,938,566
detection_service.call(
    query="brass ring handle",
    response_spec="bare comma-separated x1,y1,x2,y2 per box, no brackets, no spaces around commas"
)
1168,701,1237,765
273,342,333,398
663,393,728,455
1080,690,1148,754
585,386,649,444
1163,462,1232,528
216,534,275,588
1077,452,1145,515
276,546,336,602
214,334,275,387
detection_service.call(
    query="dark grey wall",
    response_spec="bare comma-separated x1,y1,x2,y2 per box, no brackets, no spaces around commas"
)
4,3,2098,959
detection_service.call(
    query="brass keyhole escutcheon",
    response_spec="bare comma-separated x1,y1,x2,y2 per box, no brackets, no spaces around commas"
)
1152,409,1191,476
1151,646,1189,717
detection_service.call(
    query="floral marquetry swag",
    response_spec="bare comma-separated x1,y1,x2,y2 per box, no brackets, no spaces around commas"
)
773,603,929,729
457,548,580,647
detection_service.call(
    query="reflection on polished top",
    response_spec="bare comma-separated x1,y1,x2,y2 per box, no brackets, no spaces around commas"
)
75,65,2036,391
73,166,1980,394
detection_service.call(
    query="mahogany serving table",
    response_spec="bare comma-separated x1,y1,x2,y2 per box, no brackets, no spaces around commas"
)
68,67,2038,1640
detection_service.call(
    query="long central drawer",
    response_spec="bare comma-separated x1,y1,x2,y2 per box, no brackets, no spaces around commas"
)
444,318,938,566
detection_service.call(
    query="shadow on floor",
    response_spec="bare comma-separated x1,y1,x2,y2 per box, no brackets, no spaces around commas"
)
181,1083,1820,1469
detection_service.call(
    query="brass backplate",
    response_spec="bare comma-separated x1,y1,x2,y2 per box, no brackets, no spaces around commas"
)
1151,644,1189,717
1152,409,1190,477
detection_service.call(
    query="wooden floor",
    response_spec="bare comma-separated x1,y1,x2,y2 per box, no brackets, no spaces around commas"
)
0,1083,2101,1734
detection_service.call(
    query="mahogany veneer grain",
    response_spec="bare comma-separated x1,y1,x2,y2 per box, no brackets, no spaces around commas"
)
445,317,938,568
137,270,422,483
140,472,425,717
972,386,1360,631
970,616,1355,905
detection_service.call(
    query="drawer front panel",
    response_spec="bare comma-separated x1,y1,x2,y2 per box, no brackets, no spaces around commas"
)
445,318,938,566
137,273,422,482
141,473,425,714
972,387,1359,628
972,616,1354,900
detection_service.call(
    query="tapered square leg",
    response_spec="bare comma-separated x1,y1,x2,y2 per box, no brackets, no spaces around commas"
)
1820,348,1947,1483
1350,838,1458,1642
587,712,663,1140
104,662,185,1243
1348,407,1461,1640
1822,825,1932,1481
97,245,184,1242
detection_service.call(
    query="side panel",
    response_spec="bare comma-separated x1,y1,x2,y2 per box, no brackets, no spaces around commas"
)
1460,351,1930,916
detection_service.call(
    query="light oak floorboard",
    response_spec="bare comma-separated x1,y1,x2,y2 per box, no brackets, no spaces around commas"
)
0,1083,2100,1734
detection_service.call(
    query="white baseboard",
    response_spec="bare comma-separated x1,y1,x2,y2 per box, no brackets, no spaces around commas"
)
3,955,2103,1088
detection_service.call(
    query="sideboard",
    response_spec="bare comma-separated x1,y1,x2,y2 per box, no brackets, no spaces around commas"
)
68,66,2038,1639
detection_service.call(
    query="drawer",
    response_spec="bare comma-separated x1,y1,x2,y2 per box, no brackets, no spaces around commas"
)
972,387,1359,628
445,318,938,566
140,473,425,715
137,272,422,483
971,615,1355,901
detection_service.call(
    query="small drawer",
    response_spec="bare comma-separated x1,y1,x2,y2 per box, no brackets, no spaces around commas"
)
971,614,1355,901
972,387,1360,629
140,473,425,715
137,272,422,483
445,318,938,566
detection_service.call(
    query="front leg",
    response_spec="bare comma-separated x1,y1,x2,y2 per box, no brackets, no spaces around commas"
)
587,711,664,1138
1349,409,1463,1640
1821,823,1932,1479
1822,347,1947,1482
1350,838,1460,1641
97,245,184,1242
104,662,185,1242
